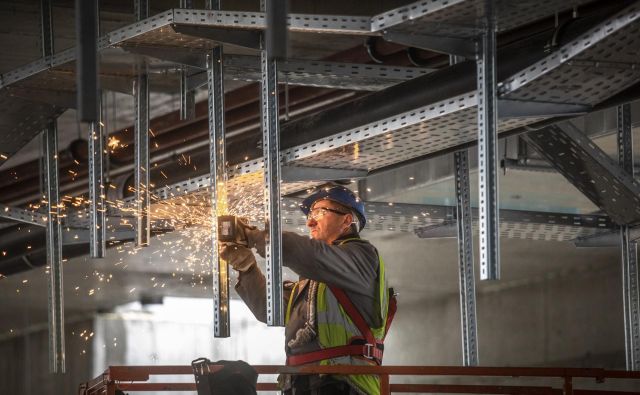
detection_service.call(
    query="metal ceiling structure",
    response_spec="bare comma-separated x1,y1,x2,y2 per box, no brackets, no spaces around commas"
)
0,0,640,375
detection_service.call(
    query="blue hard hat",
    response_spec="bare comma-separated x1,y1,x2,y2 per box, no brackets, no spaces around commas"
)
300,185,366,230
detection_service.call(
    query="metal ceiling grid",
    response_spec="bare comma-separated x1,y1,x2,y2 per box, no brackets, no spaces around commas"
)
371,0,596,37
524,123,640,225
286,105,547,171
0,93,64,161
502,4,640,105
497,208,614,241
106,9,372,48
170,9,373,35
281,199,610,241
495,221,602,241
254,2,639,176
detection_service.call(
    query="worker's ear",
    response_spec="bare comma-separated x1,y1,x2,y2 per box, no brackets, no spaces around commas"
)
342,212,354,230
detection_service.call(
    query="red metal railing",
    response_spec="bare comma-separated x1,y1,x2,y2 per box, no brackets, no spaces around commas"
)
78,364,640,395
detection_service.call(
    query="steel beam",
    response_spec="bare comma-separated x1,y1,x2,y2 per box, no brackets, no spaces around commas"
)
134,0,149,20
180,66,196,120
132,0,150,248
0,204,46,227
618,103,640,370
454,150,478,366
618,104,634,175
476,0,499,281
134,70,150,247
621,226,640,370
40,0,53,59
43,122,65,373
207,46,230,338
266,0,288,60
75,0,98,122
88,95,106,258
261,0,284,327
523,123,640,225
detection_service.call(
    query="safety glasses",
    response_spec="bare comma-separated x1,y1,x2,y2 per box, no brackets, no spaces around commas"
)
307,207,349,221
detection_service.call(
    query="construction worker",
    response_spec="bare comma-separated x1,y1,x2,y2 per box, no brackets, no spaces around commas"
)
220,185,395,395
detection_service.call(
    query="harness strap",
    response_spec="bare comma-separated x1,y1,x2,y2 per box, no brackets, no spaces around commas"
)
286,238,398,367
328,286,377,345
287,343,383,366
383,289,397,341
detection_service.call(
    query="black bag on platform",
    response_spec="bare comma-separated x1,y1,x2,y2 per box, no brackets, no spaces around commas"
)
192,358,258,395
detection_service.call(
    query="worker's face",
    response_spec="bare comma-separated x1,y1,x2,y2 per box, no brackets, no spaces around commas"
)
306,200,353,244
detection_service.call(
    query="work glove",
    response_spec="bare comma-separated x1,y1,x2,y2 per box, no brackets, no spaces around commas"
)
220,244,256,272
237,218,266,258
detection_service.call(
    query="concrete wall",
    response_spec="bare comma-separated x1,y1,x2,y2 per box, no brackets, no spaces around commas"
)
2,233,638,394
0,319,94,395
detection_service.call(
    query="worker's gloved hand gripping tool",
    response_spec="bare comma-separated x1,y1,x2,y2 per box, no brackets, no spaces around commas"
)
217,216,265,272
217,215,250,246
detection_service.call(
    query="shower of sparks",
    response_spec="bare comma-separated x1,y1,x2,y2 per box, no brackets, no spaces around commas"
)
107,136,126,152
4,161,324,305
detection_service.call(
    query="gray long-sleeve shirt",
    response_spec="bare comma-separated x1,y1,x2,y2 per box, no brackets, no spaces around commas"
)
235,230,383,355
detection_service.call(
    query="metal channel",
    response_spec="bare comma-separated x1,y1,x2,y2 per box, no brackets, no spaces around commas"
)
523,123,640,225
180,67,195,120
207,45,230,338
134,0,149,20
0,204,46,226
476,0,499,281
171,9,372,35
618,103,640,370
40,0,53,59
501,2,640,96
134,70,150,247
88,96,106,258
43,122,65,373
454,150,478,366
179,0,196,120
261,16,284,327
371,0,466,32
76,0,98,122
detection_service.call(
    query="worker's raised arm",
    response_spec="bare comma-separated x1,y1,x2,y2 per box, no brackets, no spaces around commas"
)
281,231,379,296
